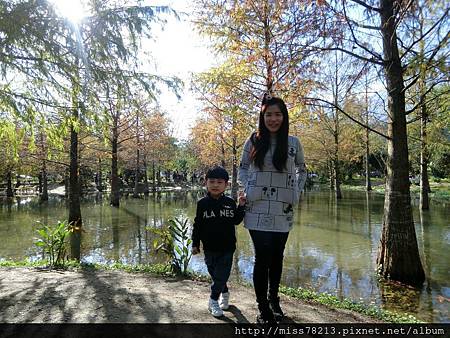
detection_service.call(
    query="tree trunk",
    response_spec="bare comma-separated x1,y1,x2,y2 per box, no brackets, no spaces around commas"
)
6,170,14,197
220,145,226,167
333,53,342,199
64,167,69,198
231,136,238,201
365,76,372,191
133,147,140,198
40,130,48,201
333,160,342,199
69,107,82,261
38,172,42,194
110,118,120,207
333,116,342,198
133,113,140,198
365,135,372,192
376,0,425,286
97,158,103,192
219,123,226,168
78,144,84,197
263,0,273,93
420,101,430,210
152,161,156,192
329,162,335,190
417,0,431,210
157,166,161,186
143,156,149,195
333,137,342,199
40,159,48,202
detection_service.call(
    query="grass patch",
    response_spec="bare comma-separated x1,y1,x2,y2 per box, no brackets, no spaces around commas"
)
76,262,174,276
0,259,174,277
340,181,450,203
0,259,212,281
341,184,385,194
279,285,421,323
0,259,48,267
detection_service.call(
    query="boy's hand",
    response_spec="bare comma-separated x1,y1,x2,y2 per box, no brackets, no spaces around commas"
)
238,191,247,206
192,246,200,255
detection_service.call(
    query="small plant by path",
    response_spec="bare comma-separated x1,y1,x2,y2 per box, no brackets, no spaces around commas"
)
34,220,71,268
147,217,192,275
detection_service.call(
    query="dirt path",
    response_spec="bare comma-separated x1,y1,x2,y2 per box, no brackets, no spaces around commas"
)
0,267,378,323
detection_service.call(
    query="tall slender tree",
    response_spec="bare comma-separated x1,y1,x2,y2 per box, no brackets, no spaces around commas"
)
402,0,449,210
192,61,255,198
0,0,178,259
308,0,447,285
194,0,324,100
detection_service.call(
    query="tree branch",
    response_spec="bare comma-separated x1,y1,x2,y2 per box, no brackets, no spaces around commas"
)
343,2,383,61
310,46,384,65
406,84,450,116
349,0,381,13
27,153,69,168
303,96,390,139
400,8,449,61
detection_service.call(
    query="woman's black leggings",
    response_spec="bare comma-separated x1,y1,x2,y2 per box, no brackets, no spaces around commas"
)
249,230,289,305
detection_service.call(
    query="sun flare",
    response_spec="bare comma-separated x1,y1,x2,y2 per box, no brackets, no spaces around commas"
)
50,0,88,23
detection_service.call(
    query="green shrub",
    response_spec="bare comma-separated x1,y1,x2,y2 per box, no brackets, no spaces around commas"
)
34,220,71,268
148,217,192,275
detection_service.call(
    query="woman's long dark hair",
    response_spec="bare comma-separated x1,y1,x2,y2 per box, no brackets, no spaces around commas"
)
250,94,289,171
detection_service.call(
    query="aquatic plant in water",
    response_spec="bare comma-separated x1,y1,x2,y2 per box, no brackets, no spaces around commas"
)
34,220,71,268
148,217,192,275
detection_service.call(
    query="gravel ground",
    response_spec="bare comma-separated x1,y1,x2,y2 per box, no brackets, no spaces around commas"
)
0,267,378,323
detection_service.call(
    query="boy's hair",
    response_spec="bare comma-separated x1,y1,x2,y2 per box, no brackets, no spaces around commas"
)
205,166,229,181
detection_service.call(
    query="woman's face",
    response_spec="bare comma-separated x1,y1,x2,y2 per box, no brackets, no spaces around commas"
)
263,104,283,134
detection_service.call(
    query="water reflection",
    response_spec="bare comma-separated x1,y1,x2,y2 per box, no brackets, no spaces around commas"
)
0,190,448,322
112,207,120,262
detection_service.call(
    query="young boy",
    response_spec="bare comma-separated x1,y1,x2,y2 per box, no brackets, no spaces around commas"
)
191,166,246,317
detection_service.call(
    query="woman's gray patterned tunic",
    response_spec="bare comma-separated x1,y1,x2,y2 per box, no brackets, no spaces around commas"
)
238,135,307,232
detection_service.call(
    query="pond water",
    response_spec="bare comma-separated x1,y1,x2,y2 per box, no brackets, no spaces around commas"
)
0,189,448,323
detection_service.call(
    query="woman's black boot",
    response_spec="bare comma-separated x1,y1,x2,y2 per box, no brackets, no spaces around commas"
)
256,302,276,324
269,297,284,321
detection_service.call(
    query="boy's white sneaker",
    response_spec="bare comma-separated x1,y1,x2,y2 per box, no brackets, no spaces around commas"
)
208,298,223,317
219,292,230,310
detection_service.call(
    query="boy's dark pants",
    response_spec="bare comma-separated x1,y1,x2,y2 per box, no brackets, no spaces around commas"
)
204,250,234,300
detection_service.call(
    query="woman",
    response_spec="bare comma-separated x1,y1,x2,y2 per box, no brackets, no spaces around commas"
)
238,93,307,323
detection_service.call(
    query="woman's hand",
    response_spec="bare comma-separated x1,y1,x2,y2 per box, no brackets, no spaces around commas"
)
238,191,247,206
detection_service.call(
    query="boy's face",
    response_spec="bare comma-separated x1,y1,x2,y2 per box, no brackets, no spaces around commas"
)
206,178,227,198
